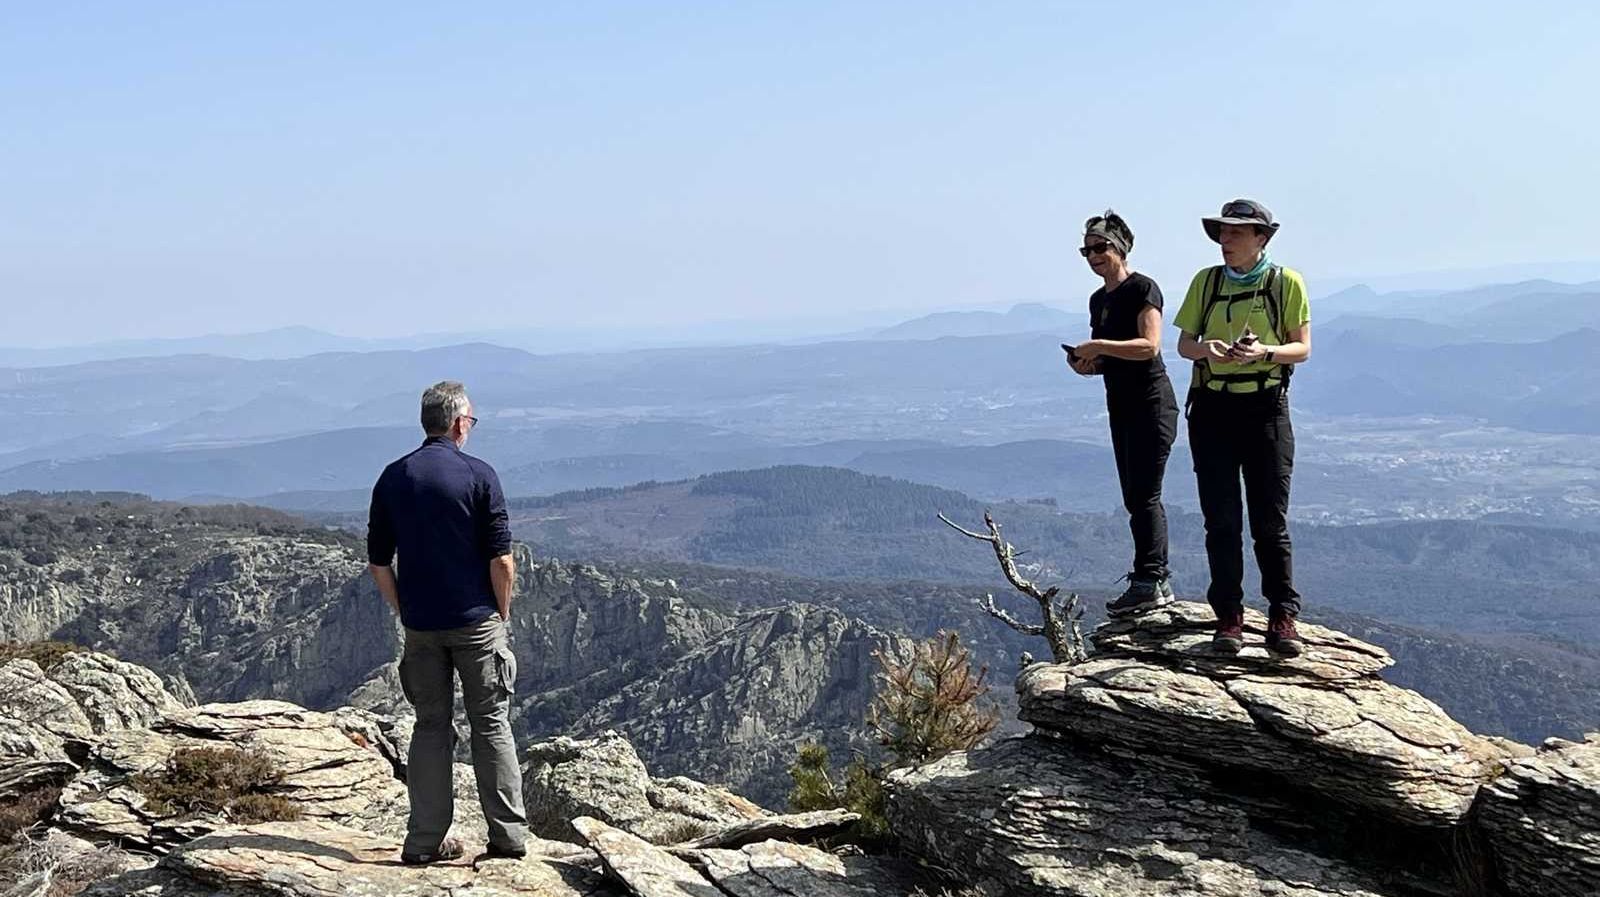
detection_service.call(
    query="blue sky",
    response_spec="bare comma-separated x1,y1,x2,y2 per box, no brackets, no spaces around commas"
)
3,2,1597,345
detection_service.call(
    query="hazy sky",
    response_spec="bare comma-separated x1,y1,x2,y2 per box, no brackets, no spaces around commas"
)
3,2,1597,345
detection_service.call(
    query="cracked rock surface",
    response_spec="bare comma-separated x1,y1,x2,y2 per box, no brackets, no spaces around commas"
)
83,820,620,897
887,735,1404,897
57,700,411,850
1020,602,1510,828
1477,733,1600,897
1,651,186,802
571,816,927,897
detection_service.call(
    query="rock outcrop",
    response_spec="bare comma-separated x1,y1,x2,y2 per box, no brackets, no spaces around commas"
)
523,730,767,844
56,701,410,850
891,736,1402,897
0,650,186,802
1477,733,1600,897
886,601,1595,897
4,650,926,897
1020,603,1511,828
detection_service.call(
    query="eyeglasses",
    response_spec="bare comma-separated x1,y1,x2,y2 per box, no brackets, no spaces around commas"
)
463,415,480,427
1223,201,1261,218
1079,242,1115,258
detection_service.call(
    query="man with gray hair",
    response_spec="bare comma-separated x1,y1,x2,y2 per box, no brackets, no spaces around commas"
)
367,380,528,864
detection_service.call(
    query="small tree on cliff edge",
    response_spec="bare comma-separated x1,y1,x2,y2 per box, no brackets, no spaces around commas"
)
869,630,999,767
788,630,997,842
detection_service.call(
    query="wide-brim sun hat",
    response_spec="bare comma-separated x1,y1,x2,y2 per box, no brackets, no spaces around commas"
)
1203,198,1281,243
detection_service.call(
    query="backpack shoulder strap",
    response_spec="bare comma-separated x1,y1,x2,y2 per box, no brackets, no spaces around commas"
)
1196,266,1227,336
1262,265,1285,342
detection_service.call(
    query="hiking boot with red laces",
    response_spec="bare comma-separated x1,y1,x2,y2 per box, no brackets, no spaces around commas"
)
1211,607,1245,655
1266,608,1305,658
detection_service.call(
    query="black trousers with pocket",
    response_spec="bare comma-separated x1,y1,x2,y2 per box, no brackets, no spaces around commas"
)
1187,386,1302,617
1106,377,1179,581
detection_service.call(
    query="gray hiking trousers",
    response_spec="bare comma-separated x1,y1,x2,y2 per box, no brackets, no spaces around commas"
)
399,614,528,854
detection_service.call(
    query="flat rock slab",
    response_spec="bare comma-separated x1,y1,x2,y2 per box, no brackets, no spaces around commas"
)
691,840,924,897
887,735,1407,897
1090,602,1394,681
1477,733,1600,897
140,820,620,896
1021,603,1511,828
571,817,721,897
57,700,410,849
682,809,859,849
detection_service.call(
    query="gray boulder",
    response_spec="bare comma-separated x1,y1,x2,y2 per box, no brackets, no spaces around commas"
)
524,730,766,844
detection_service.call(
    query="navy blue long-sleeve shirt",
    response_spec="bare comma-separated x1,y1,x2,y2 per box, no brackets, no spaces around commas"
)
367,437,513,631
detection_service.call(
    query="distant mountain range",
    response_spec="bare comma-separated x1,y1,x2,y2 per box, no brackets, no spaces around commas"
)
872,302,1076,339
1318,279,1600,345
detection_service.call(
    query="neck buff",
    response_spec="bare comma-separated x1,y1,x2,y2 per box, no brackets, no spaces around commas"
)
1224,251,1272,285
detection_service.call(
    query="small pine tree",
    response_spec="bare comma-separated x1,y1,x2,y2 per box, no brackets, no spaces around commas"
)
786,742,838,812
869,630,999,767
840,758,889,841
785,742,892,846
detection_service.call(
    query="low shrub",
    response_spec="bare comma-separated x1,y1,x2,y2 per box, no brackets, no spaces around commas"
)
131,747,301,822
0,641,86,671
0,783,62,841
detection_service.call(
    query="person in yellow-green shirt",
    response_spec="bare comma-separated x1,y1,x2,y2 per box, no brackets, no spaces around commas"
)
1173,199,1312,657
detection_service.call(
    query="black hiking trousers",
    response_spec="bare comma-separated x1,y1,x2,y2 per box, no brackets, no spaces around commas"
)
1188,386,1302,618
1106,377,1179,581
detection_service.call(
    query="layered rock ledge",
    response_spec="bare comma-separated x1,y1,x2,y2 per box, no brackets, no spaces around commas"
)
887,601,1597,897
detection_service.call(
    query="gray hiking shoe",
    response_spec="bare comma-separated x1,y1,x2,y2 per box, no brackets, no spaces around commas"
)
1106,575,1173,618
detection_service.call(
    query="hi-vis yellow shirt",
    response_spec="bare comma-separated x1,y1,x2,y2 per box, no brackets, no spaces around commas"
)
1173,266,1310,392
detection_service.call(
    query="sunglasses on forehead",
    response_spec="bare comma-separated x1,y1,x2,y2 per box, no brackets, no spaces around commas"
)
1079,242,1115,257
1223,202,1261,218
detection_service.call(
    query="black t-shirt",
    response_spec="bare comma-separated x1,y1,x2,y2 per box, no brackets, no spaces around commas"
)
1088,272,1167,390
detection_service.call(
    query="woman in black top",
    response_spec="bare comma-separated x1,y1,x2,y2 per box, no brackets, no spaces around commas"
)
1069,211,1180,615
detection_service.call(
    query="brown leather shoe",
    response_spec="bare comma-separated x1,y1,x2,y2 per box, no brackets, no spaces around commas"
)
402,835,464,865
1212,607,1245,655
1266,607,1305,657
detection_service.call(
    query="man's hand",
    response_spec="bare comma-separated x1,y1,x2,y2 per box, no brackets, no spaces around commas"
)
368,564,400,615
489,553,516,621
1202,340,1234,361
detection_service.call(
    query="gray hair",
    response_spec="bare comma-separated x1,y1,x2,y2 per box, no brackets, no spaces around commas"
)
420,381,470,435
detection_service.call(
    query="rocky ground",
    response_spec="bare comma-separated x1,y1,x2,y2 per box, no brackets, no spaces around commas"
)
1,645,918,896
3,601,1597,895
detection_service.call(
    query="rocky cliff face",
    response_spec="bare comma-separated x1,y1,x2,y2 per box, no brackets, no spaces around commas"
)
885,602,1600,897
0,498,905,804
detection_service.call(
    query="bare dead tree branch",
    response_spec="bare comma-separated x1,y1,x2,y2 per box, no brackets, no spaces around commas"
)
977,593,1044,636
938,511,1087,664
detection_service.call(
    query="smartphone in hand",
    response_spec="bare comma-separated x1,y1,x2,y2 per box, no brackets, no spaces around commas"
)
1060,343,1079,362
